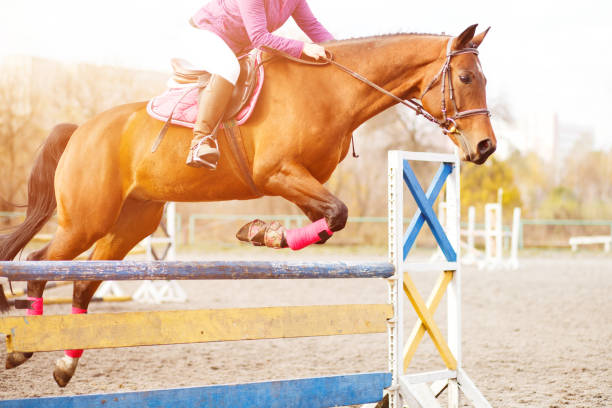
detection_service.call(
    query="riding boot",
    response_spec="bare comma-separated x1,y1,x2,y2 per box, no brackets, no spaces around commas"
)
186,74,235,169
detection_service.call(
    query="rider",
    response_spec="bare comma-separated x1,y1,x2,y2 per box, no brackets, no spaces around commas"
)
183,0,334,169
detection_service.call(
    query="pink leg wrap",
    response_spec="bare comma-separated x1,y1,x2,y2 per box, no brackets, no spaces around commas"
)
284,218,333,250
26,297,43,316
65,307,87,358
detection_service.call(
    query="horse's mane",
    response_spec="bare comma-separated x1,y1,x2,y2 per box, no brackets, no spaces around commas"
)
328,32,450,46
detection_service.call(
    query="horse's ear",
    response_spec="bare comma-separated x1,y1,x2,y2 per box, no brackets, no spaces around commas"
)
471,27,490,48
452,24,478,50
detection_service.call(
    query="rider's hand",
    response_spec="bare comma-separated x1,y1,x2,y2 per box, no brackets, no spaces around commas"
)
302,43,327,60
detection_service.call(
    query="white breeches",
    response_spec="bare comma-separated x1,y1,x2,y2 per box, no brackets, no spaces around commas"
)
171,27,240,86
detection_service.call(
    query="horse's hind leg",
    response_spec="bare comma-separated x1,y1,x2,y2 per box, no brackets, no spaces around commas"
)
239,163,348,249
53,198,165,387
4,220,114,370
5,245,50,369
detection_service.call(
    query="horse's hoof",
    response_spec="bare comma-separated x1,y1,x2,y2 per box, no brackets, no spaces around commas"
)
53,355,79,387
236,219,287,248
5,352,33,369
263,221,286,248
246,221,286,248
236,219,267,243
249,227,267,246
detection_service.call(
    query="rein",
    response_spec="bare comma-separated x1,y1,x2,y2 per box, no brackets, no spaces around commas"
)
262,39,490,139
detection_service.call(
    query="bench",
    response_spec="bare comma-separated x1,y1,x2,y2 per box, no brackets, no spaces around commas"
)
569,235,611,252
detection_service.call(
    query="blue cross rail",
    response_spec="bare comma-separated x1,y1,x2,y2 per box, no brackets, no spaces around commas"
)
402,160,457,262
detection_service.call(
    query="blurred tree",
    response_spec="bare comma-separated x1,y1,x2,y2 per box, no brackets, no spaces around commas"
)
538,186,581,219
461,156,522,222
504,149,552,218
0,57,46,212
0,56,166,215
559,141,612,219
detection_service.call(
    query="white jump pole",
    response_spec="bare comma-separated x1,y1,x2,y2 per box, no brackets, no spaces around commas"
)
508,207,521,270
484,203,502,269
462,206,477,264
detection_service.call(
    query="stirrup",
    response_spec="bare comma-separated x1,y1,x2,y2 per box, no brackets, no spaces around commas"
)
187,135,220,170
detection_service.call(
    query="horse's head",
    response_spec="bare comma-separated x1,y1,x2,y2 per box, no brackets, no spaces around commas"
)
421,24,496,164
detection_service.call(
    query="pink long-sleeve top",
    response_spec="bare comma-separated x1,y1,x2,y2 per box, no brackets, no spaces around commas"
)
191,0,334,57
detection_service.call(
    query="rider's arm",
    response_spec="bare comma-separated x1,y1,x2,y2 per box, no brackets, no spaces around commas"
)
237,0,304,57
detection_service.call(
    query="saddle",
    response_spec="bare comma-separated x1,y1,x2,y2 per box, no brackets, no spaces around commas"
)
147,50,265,196
169,51,261,121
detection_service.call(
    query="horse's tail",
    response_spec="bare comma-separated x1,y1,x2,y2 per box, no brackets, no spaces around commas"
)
0,123,78,312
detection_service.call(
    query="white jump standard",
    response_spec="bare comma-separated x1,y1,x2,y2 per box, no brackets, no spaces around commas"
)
387,150,491,407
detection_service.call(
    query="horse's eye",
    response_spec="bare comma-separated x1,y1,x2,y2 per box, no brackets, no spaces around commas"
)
459,74,472,84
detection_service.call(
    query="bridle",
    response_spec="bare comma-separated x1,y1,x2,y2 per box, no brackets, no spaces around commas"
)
411,39,491,160
418,39,490,132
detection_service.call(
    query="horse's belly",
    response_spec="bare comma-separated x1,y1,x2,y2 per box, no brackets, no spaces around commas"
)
133,159,259,203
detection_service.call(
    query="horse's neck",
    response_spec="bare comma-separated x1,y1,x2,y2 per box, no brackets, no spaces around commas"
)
328,35,448,127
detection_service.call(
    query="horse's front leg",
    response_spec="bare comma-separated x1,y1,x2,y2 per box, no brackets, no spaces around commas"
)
237,163,348,249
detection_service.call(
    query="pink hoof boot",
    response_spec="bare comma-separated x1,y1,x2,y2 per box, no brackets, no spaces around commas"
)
285,218,333,250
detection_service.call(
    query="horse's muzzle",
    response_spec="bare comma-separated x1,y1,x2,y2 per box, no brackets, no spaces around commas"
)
471,138,496,164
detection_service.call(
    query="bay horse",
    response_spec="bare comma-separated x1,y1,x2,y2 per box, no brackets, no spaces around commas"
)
0,24,495,386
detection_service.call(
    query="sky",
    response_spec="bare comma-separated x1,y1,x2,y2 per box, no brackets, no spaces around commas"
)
1,0,611,149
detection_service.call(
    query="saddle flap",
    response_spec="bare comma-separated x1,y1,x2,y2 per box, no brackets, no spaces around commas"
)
224,52,259,120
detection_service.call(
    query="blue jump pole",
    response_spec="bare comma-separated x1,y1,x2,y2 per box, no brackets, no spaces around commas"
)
0,260,394,281
0,372,392,408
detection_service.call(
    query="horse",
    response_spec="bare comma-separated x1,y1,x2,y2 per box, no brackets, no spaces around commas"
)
0,24,495,386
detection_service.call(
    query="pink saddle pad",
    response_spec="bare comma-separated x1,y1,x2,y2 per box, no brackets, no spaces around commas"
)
146,54,264,128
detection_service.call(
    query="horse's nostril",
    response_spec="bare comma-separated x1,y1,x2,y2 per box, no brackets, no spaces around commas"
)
477,139,492,155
